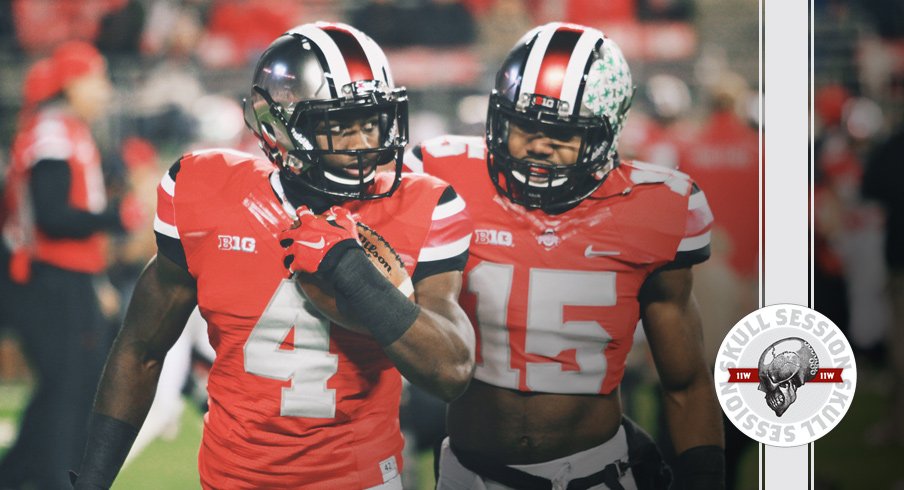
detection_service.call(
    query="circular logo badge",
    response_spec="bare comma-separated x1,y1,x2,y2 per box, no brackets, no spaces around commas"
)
714,304,857,447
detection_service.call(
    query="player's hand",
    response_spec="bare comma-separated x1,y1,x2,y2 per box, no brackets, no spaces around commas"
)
279,206,360,278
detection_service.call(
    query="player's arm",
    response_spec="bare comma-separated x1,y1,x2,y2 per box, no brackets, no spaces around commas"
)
639,266,725,490
281,200,475,402
74,253,197,489
74,157,197,489
383,268,475,402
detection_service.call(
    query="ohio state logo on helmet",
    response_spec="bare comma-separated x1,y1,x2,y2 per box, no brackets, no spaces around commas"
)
714,304,857,447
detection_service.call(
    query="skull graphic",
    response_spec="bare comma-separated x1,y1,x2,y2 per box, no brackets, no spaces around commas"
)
757,337,819,417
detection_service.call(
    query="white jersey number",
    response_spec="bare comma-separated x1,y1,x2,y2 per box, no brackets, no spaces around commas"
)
244,279,338,418
468,263,616,393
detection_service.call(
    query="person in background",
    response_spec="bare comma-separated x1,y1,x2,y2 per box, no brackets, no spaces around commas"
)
681,71,759,320
0,41,143,489
408,22,725,490
862,117,904,448
675,72,758,490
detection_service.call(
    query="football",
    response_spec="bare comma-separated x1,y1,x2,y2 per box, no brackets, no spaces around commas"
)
294,222,414,335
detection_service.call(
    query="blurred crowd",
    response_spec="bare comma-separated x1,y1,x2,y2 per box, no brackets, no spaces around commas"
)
0,0,901,488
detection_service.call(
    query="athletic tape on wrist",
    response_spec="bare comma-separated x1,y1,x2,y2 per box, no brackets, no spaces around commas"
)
73,413,139,489
332,249,420,347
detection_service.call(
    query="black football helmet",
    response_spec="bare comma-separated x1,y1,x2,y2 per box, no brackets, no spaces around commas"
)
487,22,635,211
244,22,408,200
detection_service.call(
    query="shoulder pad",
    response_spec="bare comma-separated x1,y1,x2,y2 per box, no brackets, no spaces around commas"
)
398,170,451,193
182,148,260,167
419,135,485,161
622,159,694,196
177,149,272,198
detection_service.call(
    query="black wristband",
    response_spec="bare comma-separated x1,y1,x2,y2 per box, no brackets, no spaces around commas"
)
73,413,140,489
673,445,726,490
331,249,420,347
317,238,362,278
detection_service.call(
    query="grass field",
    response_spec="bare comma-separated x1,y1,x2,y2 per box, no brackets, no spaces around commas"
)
1,358,902,489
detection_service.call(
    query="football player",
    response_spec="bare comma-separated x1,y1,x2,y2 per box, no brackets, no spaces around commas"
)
406,23,725,490
74,22,475,490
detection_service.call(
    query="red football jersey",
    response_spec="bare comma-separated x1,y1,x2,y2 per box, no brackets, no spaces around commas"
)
3,107,109,274
154,149,471,488
408,136,713,395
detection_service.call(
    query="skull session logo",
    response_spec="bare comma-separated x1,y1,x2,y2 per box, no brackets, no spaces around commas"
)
714,304,857,447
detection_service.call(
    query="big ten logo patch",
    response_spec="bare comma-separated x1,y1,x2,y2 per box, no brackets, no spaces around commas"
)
218,235,256,253
475,229,513,247
714,304,856,447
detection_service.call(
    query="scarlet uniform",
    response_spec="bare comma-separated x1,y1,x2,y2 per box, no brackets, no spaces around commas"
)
154,149,471,488
408,135,713,395
3,108,109,276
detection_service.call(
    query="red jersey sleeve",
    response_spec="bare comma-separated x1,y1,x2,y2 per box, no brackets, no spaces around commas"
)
411,184,473,282
670,182,714,268
153,159,188,270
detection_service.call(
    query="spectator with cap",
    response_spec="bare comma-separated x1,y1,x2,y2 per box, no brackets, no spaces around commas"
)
0,40,144,489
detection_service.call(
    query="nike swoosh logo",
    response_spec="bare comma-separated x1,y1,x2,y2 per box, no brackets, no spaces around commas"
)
296,237,326,250
584,245,620,257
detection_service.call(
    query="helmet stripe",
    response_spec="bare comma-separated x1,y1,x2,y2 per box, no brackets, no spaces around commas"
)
344,27,392,85
533,27,583,100
560,30,603,111
290,24,349,97
518,25,556,97
322,26,375,83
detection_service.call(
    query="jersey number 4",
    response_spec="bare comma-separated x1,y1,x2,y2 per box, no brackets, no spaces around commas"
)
469,263,616,393
244,279,338,418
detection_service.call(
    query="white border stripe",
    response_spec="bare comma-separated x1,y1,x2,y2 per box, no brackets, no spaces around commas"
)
432,196,466,220
762,0,811,486
418,233,471,262
559,31,598,106
518,27,556,97
677,231,711,252
293,24,351,91
160,173,175,196
154,216,179,238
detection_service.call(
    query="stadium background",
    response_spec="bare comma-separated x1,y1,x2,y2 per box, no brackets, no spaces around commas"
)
0,0,902,488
